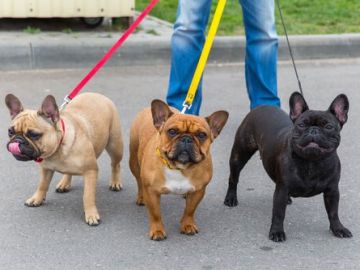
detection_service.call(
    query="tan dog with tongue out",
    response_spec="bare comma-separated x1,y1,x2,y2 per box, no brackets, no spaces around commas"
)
129,99,228,240
5,92,124,226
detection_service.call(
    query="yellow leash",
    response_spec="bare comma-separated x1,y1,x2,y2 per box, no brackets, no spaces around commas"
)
181,0,227,114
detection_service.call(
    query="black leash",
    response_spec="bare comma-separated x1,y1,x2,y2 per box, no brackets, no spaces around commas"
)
276,0,304,96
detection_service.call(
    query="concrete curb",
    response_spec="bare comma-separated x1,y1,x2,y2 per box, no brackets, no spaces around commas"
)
1,33,360,70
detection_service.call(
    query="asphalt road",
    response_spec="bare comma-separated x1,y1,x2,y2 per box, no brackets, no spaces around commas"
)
0,59,359,269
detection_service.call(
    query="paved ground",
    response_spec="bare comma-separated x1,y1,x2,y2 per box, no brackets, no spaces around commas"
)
0,59,359,269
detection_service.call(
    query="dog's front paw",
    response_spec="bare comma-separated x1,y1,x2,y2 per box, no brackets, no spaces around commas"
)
149,230,167,241
25,194,45,207
331,226,353,238
224,191,238,207
149,224,167,241
85,209,101,226
180,223,199,235
269,230,286,242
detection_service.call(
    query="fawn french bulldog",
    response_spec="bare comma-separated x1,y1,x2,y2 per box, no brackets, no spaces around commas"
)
6,92,123,226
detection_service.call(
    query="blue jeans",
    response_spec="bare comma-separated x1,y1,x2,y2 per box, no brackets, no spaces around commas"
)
167,0,280,115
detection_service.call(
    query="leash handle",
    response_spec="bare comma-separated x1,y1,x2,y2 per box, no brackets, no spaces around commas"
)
181,0,227,114
276,0,303,96
60,0,159,110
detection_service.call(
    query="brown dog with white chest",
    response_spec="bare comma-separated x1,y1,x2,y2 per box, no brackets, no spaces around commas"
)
5,92,123,226
129,99,228,240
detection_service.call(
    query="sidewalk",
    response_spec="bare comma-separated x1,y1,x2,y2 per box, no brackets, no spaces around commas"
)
1,16,360,70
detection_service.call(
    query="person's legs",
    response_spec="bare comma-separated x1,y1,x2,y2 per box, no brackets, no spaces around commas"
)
240,0,280,109
167,0,212,115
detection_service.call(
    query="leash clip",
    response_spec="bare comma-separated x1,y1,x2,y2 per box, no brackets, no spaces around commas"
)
181,101,192,114
59,95,71,111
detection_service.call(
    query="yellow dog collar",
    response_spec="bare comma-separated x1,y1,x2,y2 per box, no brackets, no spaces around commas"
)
156,148,179,170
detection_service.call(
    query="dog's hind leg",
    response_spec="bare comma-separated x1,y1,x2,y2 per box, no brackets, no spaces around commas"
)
56,174,72,193
224,128,257,207
129,131,144,206
106,114,124,192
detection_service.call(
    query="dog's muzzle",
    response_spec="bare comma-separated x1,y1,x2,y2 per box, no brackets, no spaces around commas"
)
7,135,40,161
174,135,196,164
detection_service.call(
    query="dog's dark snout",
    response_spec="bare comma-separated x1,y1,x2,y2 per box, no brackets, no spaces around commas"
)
181,135,193,144
309,127,320,135
14,135,27,145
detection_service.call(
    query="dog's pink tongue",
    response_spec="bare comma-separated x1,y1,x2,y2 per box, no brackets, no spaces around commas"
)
8,142,21,155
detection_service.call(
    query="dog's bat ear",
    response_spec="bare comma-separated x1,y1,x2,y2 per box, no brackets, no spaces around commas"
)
38,95,60,123
5,94,24,119
289,92,309,122
328,94,349,127
206,110,229,139
151,99,173,130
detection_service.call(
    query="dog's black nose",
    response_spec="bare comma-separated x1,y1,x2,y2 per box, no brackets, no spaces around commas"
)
181,135,193,144
14,135,28,145
309,127,320,135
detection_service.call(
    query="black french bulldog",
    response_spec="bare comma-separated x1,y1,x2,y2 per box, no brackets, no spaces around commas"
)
224,92,352,242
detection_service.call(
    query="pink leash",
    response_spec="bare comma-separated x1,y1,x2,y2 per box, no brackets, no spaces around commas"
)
60,0,159,110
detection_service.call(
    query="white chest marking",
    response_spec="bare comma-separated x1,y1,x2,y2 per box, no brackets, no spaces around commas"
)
164,168,195,195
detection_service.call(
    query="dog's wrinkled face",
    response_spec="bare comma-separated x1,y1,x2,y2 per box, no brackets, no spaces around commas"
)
5,94,61,161
289,92,349,160
151,100,228,168
162,114,212,165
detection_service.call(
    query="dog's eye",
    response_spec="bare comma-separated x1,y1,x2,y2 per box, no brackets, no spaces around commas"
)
325,124,334,130
167,128,178,137
26,130,43,140
297,123,305,128
196,132,207,140
8,127,15,137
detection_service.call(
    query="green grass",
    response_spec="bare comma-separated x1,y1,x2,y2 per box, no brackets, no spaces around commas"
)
136,0,360,35
23,26,41,34
62,28,73,34
146,29,160,36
